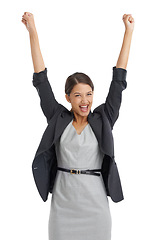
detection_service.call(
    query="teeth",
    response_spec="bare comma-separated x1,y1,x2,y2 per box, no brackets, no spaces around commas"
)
80,105,88,108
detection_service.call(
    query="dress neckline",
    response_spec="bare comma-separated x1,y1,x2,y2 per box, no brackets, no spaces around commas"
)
71,121,89,135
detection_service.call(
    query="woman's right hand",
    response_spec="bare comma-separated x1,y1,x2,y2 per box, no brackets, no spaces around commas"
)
21,12,36,34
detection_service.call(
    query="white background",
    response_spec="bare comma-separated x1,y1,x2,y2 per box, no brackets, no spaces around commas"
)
1,0,160,239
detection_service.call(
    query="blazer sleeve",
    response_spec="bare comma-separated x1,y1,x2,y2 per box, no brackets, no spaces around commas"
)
32,68,60,123
104,66,127,129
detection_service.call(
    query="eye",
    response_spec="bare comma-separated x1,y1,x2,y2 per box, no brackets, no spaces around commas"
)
87,93,92,96
75,94,80,97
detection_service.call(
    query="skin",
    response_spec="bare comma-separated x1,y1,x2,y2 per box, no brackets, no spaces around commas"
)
22,12,134,134
21,12,45,73
65,83,94,134
116,14,134,69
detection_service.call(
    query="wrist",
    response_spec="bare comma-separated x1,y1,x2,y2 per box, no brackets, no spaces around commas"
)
29,31,39,43
125,28,134,35
29,27,38,37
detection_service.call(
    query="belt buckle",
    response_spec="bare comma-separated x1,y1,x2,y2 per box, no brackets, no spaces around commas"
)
70,169,81,174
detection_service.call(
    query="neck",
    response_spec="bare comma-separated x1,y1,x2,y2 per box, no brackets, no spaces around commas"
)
73,112,88,124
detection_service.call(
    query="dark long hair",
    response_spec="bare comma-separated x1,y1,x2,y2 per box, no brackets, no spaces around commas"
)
65,72,94,95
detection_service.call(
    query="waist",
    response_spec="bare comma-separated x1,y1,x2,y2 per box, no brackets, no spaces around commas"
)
57,167,102,177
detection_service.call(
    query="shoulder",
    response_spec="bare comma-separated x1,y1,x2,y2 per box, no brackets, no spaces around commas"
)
90,104,112,129
88,104,106,121
93,103,106,116
47,103,73,124
93,103,105,112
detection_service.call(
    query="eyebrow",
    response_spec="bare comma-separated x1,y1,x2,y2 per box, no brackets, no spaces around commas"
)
73,91,93,95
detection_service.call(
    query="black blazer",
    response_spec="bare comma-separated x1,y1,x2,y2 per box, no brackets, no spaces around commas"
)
32,66,127,203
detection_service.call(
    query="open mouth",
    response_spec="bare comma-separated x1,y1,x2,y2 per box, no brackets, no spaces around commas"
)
79,105,89,112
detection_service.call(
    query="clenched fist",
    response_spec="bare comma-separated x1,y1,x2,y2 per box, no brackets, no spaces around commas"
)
122,14,134,32
21,12,36,34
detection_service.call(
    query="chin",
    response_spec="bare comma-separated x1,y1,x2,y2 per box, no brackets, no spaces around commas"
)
79,109,90,117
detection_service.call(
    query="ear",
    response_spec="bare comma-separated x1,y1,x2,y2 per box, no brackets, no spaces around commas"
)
65,94,71,103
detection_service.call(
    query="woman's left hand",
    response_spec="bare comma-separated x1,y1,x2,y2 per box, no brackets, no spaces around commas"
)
122,14,134,32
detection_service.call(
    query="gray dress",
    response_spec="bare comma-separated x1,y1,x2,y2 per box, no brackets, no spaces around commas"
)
48,120,112,240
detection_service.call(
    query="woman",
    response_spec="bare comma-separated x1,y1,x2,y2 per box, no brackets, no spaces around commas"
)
22,12,134,240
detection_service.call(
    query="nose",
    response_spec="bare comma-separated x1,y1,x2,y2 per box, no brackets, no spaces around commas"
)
81,95,88,104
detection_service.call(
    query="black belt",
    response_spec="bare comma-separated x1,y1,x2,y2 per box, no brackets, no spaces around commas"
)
57,167,102,177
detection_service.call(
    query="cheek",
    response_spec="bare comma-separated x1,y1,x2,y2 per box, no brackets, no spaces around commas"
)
89,96,93,103
71,98,80,107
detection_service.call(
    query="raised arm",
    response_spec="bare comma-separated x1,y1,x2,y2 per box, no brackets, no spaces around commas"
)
22,12,59,122
104,14,134,128
116,14,134,69
22,12,45,73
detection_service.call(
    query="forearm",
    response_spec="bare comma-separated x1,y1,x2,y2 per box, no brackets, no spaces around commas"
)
29,30,45,73
104,67,127,129
116,29,133,70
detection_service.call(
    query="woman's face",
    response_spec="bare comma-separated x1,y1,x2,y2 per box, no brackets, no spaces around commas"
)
65,83,94,118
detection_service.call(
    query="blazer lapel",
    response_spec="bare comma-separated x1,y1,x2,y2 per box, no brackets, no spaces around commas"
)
88,110,114,158
34,107,73,158
54,110,74,143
